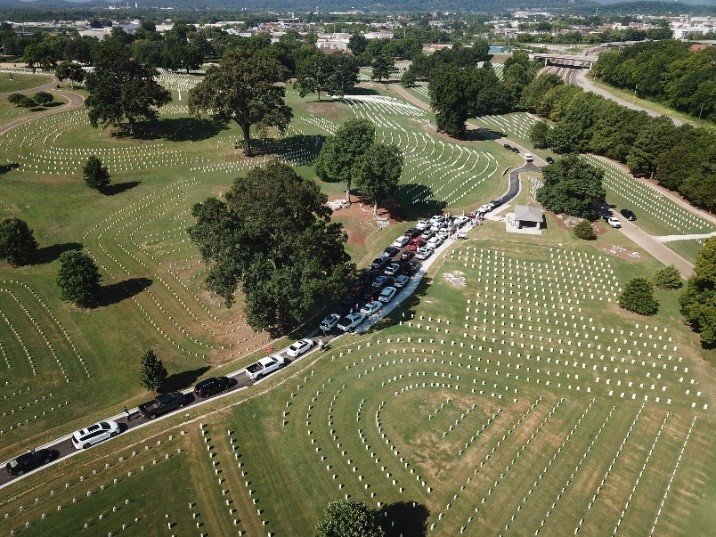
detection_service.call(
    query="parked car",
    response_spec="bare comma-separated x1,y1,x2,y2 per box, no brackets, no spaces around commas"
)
545,156,555,164
524,152,534,162
453,215,469,227
503,143,512,150
320,313,341,333
620,209,636,221
404,228,421,238
420,229,433,241
395,274,410,288
6,449,58,476
437,229,450,240
287,338,314,358
490,199,503,209
430,214,444,224
71,420,120,450
370,256,390,271
416,247,433,260
194,377,230,398
372,275,389,290
415,219,430,230
379,286,397,303
139,392,188,419
478,204,492,214
512,147,520,153
384,262,402,277
407,238,426,252
360,300,383,316
405,261,421,275
384,246,400,258
400,251,415,263
337,312,365,332
607,216,622,228
391,235,410,248
246,355,285,381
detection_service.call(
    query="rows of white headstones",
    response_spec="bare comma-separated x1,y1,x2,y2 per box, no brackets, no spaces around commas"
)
0,109,87,154
199,423,253,535
475,112,540,141
583,155,713,235
394,60,412,77
497,398,596,536
0,394,69,437
82,178,227,358
411,81,430,98
3,431,184,535
532,404,616,535
295,114,339,135
347,99,501,206
572,401,646,535
452,397,566,535
457,408,503,457
441,401,479,438
156,69,200,101
356,397,404,493
611,412,669,536
648,415,697,537
445,247,705,408
429,397,544,533
341,94,426,118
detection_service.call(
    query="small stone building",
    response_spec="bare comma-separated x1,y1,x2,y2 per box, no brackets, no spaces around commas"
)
513,205,544,229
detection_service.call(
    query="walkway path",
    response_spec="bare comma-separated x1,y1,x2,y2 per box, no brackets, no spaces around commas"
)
619,218,694,278
655,232,716,243
0,77,85,137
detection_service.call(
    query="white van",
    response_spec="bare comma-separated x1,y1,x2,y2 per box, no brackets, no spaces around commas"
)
71,420,120,450
524,152,534,162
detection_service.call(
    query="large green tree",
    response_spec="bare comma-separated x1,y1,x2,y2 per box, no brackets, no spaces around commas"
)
83,156,111,191
56,250,101,307
314,501,385,537
189,49,292,156
188,161,352,334
429,64,471,138
139,350,168,392
626,116,680,178
370,54,397,82
355,143,404,214
0,218,38,267
619,277,659,316
295,51,358,100
315,118,376,202
85,40,171,134
536,154,606,220
55,60,85,89
681,237,716,348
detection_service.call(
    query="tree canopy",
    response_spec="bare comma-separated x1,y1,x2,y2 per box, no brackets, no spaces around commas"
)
85,40,171,133
681,238,716,348
315,119,376,201
83,156,111,191
56,250,101,307
314,501,385,537
619,277,659,316
355,143,404,214
370,54,397,82
0,218,38,267
139,350,168,392
188,161,352,334
188,48,292,156
536,155,606,220
295,51,358,100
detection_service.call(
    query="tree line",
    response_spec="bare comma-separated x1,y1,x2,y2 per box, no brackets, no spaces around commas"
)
593,40,716,121
525,74,716,212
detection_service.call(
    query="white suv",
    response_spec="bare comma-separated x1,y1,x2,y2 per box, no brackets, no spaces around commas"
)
607,216,622,228
72,420,120,450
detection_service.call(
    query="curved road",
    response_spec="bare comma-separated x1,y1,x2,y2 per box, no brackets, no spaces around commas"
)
0,76,85,137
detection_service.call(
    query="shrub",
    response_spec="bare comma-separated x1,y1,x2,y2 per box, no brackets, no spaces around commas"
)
83,156,111,191
139,350,167,392
8,92,35,108
573,219,596,240
32,91,53,106
653,265,682,289
619,277,659,315
0,218,38,266
56,250,101,307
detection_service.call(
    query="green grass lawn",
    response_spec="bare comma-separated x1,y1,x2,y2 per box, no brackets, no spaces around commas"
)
2,213,711,537
0,72,53,94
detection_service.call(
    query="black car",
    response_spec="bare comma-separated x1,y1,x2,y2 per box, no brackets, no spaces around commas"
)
503,143,512,150
620,209,636,221
602,211,613,222
383,246,400,258
545,156,555,164
6,449,58,476
512,147,520,153
370,256,390,271
400,251,415,263
404,228,421,239
194,377,230,398
490,199,503,208
405,261,421,275
138,392,188,419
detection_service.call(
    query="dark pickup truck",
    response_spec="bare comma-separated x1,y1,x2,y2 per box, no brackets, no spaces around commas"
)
138,392,187,419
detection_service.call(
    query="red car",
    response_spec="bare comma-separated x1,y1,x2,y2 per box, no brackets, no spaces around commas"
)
407,237,426,252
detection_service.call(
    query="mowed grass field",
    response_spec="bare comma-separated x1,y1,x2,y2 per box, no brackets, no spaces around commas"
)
0,73,517,463
0,214,712,536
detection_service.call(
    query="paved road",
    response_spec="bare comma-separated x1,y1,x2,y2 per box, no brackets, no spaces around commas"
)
618,218,694,278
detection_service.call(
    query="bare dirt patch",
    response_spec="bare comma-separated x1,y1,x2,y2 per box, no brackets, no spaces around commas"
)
443,270,466,287
328,195,403,247
306,100,349,124
600,244,642,262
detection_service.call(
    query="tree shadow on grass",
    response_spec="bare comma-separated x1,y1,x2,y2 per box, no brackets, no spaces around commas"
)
33,242,83,264
102,181,140,196
0,162,20,174
161,366,211,393
252,134,326,166
116,118,227,142
465,127,504,141
377,501,429,537
95,277,152,307
345,86,380,96
395,183,448,221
